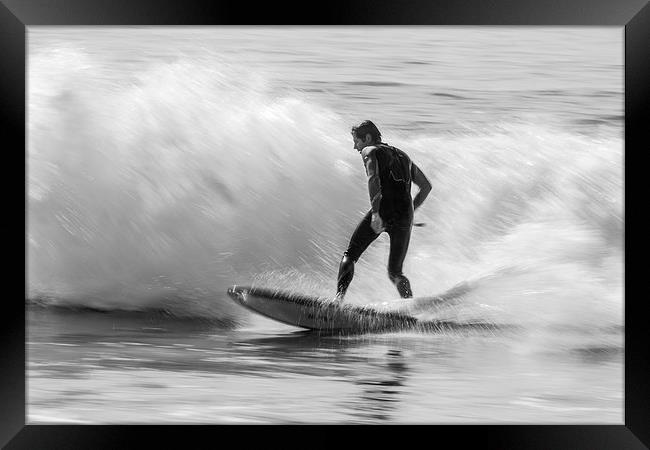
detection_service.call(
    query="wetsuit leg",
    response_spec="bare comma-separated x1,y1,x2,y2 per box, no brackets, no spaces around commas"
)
337,210,381,299
386,221,413,298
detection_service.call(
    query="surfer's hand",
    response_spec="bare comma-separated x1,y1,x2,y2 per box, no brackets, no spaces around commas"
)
371,212,384,234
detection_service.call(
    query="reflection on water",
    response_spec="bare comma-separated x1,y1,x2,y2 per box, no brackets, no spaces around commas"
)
344,349,409,422
27,308,623,424
235,332,412,422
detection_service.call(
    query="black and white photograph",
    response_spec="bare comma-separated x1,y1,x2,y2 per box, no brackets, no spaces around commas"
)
26,26,624,425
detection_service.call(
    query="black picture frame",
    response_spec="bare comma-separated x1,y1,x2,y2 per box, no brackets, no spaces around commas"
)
2,0,647,448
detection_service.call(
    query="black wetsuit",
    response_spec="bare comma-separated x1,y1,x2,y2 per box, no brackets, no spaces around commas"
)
337,143,415,299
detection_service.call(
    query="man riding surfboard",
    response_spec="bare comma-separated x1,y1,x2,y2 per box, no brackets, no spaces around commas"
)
336,120,432,301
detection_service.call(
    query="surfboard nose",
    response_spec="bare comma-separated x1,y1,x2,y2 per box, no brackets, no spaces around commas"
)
227,285,248,305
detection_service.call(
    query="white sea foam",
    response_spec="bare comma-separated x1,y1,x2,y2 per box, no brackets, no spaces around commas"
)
27,37,622,333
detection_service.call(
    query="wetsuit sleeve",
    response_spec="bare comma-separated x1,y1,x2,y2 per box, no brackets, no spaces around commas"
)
411,162,432,211
362,147,382,215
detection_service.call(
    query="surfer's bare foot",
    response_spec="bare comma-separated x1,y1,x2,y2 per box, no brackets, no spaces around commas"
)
333,293,345,303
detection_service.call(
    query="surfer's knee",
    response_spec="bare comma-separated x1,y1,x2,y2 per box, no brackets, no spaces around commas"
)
339,253,355,275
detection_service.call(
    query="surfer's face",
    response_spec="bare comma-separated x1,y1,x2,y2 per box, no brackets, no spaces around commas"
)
352,132,371,152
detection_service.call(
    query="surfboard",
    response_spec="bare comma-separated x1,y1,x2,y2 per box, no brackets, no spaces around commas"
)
227,285,419,332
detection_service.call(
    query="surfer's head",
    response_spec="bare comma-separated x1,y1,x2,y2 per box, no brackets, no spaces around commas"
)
351,120,381,152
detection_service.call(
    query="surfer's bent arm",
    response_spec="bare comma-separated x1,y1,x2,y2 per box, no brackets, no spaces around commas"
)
411,162,432,211
362,147,382,215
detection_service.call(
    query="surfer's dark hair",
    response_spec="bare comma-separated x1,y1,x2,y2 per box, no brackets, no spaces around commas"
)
352,120,382,143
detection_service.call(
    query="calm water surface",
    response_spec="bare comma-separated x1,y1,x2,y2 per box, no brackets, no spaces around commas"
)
28,308,622,424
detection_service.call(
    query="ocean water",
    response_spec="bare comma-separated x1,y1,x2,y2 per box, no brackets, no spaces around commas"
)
27,27,624,424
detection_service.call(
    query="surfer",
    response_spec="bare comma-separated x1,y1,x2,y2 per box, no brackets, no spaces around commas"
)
336,120,432,301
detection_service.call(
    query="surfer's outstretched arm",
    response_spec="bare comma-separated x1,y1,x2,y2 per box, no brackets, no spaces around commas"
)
411,163,431,211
